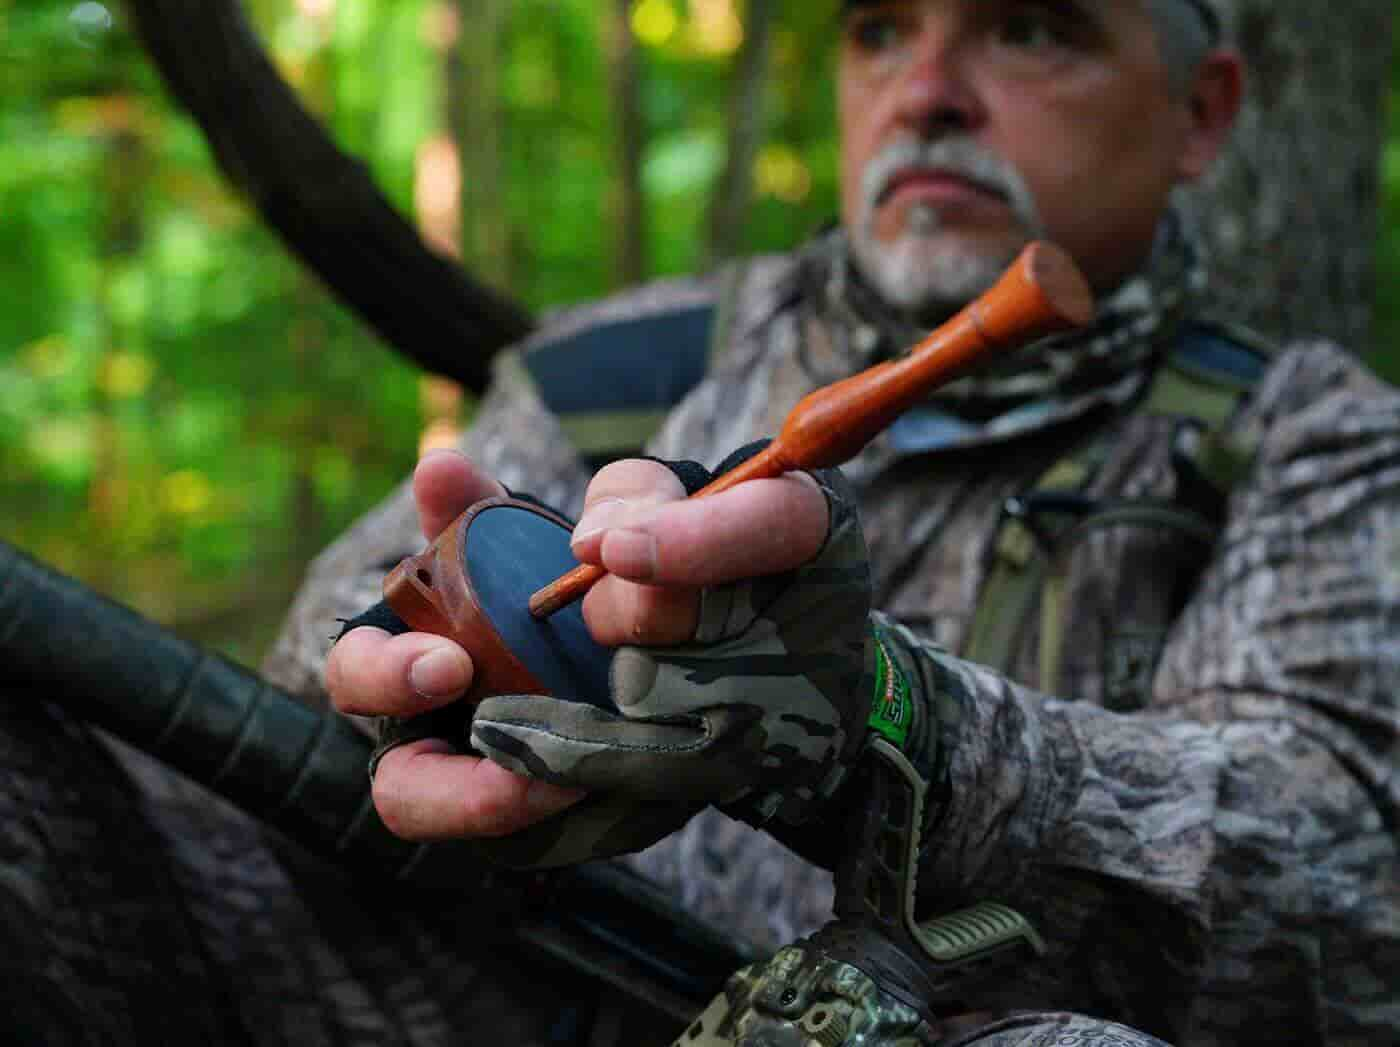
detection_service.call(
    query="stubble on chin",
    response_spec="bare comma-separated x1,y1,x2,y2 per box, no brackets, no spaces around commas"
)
851,204,1018,315
847,138,1044,318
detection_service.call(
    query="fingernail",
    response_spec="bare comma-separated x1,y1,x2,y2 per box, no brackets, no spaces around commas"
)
410,646,470,699
604,528,658,581
572,497,629,547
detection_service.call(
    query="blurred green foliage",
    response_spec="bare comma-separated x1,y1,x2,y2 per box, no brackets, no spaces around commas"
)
0,0,843,663
0,0,1395,665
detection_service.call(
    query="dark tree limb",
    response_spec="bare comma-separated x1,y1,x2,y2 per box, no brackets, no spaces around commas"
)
121,0,534,393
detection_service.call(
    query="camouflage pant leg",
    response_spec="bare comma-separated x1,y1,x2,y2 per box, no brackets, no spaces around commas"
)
946,1012,1170,1046
0,694,625,1046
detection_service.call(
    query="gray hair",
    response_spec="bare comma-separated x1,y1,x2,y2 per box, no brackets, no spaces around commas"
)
1146,0,1218,97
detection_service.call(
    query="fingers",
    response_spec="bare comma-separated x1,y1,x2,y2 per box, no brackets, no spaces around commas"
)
581,576,700,647
327,626,474,717
373,738,585,841
571,461,696,644
413,449,507,541
569,459,688,564
568,458,829,646
576,467,829,588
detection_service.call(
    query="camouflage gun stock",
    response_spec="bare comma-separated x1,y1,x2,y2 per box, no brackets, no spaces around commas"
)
0,539,756,1034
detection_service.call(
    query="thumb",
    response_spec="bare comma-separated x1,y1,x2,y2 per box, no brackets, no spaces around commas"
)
412,449,506,541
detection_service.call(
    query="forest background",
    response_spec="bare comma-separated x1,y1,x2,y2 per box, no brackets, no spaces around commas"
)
3,0,1398,667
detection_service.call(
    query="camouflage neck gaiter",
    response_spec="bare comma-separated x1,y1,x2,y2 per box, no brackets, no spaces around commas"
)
799,212,1207,425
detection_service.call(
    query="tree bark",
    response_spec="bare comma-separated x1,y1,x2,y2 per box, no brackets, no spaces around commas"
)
1183,0,1393,351
705,0,778,267
120,0,533,394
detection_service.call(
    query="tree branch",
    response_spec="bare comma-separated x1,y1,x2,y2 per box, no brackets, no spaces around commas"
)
121,0,534,393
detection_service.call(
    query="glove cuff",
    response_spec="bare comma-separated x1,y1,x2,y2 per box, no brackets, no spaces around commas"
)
368,704,475,780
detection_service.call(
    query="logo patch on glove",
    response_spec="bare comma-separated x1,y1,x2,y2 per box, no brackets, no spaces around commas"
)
867,625,911,749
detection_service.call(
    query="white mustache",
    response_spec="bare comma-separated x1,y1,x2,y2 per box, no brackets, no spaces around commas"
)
859,137,1042,233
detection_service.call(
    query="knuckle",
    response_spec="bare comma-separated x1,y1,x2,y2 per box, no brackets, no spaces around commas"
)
328,660,374,716
584,577,696,646
588,458,683,502
323,650,346,705
628,585,697,645
460,786,518,838
371,768,418,839
327,626,394,713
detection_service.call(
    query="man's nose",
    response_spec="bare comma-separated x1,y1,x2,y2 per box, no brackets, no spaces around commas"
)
892,27,984,136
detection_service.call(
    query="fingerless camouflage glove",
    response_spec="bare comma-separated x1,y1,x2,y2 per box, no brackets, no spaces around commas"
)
470,453,879,866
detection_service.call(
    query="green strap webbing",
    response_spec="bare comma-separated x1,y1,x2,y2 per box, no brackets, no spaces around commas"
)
1037,566,1070,695
965,456,1094,682
558,409,673,460
964,538,1051,683
1141,365,1239,428
963,324,1270,689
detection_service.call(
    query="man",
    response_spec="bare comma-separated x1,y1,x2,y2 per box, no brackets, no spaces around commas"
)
2,1,1389,1044
285,0,1399,1042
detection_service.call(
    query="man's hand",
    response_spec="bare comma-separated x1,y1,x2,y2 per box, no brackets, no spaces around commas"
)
570,457,830,646
469,451,875,866
327,447,864,868
325,449,585,841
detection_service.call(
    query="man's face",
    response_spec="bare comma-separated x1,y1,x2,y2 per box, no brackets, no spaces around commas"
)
839,0,1205,315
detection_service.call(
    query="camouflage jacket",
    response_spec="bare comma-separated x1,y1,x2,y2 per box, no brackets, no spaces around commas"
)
264,240,1400,1045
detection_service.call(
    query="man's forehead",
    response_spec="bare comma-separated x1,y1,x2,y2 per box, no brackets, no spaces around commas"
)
839,0,1222,45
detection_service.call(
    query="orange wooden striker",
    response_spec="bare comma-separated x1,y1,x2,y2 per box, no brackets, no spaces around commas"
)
381,242,1092,712
527,240,1094,619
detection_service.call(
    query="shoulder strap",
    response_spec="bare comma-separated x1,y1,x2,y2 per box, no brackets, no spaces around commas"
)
965,323,1273,687
1142,321,1271,426
1144,321,1273,499
522,303,715,470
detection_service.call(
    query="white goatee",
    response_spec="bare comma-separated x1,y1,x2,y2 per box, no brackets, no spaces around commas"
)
848,136,1045,315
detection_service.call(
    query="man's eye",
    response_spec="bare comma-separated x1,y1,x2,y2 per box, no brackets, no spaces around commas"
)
998,10,1068,51
848,14,905,54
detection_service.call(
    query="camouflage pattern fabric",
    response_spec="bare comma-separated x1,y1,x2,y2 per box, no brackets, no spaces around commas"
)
258,221,1400,1044
675,942,940,1047
468,465,874,867
673,947,1170,1046
0,695,673,1045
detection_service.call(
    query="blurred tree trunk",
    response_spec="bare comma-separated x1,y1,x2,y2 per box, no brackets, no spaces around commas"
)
1184,0,1393,350
290,12,334,567
121,0,533,393
705,0,777,266
606,0,647,286
419,1,476,455
89,106,147,593
451,0,512,287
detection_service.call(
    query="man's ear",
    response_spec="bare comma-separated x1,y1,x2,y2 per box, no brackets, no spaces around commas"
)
1176,49,1245,183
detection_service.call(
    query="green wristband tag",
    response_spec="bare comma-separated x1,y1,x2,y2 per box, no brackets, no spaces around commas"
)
868,626,911,749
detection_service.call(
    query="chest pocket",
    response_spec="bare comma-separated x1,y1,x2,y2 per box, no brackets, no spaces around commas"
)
964,324,1270,710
